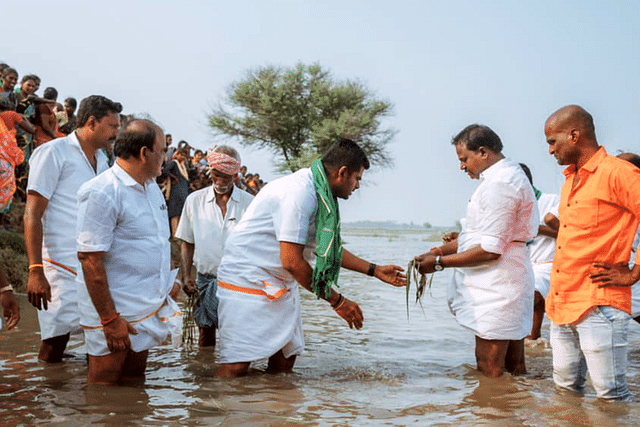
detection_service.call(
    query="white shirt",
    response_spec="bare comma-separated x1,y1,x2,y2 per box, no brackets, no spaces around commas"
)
217,168,317,293
448,157,539,340
630,225,640,316
27,132,109,268
76,163,171,321
529,193,560,263
175,186,254,275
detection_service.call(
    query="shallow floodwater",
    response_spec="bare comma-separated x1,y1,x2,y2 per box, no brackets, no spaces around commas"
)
2,228,640,426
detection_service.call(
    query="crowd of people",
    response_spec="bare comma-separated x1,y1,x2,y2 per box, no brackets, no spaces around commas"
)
1,67,640,403
0,62,266,231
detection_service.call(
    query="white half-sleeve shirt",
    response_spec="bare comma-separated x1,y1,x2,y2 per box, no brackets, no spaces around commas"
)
76,162,171,324
448,157,539,340
175,185,254,276
27,132,109,269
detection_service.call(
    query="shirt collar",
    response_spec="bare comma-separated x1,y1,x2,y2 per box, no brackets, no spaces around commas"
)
562,146,607,177
112,161,147,191
68,131,82,151
206,185,238,203
479,157,507,182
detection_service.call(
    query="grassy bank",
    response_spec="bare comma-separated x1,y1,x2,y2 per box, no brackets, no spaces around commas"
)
1,200,28,293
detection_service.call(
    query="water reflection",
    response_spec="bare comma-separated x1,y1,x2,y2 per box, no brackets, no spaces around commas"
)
2,229,640,425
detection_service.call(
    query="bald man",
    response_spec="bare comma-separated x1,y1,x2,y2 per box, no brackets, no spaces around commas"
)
544,105,640,401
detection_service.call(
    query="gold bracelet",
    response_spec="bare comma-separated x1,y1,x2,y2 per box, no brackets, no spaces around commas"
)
0,285,14,293
29,264,44,270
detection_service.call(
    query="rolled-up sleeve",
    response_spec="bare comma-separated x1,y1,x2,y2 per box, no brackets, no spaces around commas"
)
478,182,519,255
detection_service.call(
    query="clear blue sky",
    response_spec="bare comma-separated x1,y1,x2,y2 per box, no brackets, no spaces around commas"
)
3,0,639,227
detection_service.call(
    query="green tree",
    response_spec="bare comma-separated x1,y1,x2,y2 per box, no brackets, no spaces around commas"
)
208,63,396,173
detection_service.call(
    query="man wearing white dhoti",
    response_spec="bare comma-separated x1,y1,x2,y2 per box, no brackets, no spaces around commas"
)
24,95,122,362
175,145,253,348
215,139,406,377
416,124,538,378
77,119,179,385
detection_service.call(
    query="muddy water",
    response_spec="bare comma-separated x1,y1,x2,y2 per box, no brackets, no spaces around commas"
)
2,229,640,426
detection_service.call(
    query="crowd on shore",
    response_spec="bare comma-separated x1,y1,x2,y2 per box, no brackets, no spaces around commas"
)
0,62,266,230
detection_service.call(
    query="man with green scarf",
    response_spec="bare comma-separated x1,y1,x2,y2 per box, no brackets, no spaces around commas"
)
215,139,406,377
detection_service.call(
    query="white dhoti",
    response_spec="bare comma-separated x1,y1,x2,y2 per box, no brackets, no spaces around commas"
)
217,282,304,364
37,262,81,340
82,297,181,356
532,262,552,299
448,242,534,340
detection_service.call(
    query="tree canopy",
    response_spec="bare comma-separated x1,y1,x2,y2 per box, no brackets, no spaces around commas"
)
208,63,396,173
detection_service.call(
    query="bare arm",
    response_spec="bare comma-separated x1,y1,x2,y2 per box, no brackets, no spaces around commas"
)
78,251,137,352
540,213,560,238
37,105,57,139
280,241,363,329
17,115,35,134
416,244,500,274
180,241,197,296
23,191,52,310
341,248,405,286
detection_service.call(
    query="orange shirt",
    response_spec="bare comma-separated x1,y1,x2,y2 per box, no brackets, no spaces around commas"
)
546,147,640,324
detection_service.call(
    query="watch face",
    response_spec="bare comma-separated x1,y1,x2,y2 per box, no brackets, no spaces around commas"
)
434,264,444,271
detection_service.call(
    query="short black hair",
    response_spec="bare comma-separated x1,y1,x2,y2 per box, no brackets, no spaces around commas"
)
452,124,503,153
321,138,370,173
21,74,39,85
64,97,77,110
113,119,159,160
2,67,17,78
43,87,57,100
76,95,123,127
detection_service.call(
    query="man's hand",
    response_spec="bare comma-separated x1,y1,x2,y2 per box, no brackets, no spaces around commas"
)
169,281,181,301
104,317,138,353
415,252,437,274
443,232,459,243
1,291,20,330
27,270,52,310
590,262,638,288
182,276,197,297
374,264,406,287
333,297,364,329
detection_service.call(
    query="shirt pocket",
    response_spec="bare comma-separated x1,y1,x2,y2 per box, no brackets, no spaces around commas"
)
564,197,599,230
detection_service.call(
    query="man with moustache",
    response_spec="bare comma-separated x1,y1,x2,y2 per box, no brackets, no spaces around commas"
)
24,95,122,363
76,119,179,385
175,145,254,348
544,106,640,401
416,124,538,378
215,138,406,377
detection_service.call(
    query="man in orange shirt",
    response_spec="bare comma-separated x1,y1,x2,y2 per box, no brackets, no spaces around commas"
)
544,105,640,401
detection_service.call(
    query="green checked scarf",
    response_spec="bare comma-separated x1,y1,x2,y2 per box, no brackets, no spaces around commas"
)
310,159,342,298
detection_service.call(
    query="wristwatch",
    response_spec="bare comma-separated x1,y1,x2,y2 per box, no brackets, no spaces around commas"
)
434,255,444,271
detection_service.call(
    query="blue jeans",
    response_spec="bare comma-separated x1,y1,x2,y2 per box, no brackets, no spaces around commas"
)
550,306,631,401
